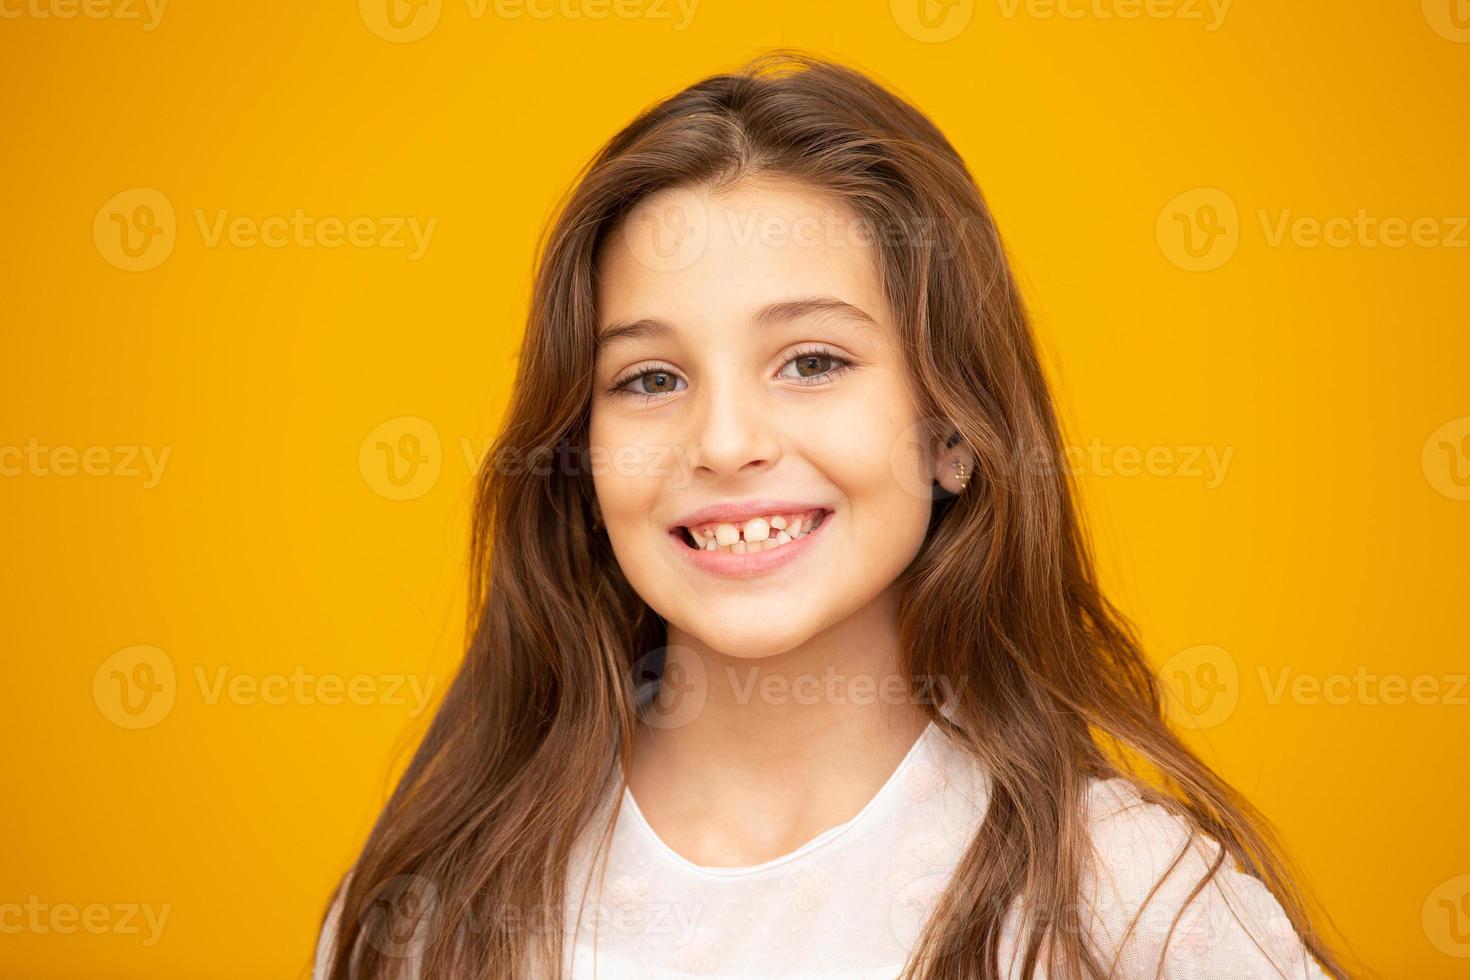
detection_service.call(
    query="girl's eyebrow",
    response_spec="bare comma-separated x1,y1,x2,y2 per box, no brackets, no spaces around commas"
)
596,295,879,351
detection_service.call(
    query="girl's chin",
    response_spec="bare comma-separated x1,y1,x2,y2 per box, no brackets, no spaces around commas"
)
663,619,826,662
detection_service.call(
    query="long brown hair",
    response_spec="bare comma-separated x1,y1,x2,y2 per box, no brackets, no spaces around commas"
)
322,51,1351,979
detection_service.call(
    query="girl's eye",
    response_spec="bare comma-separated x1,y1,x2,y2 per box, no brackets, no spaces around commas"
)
607,348,854,403
613,368,685,400
778,348,854,385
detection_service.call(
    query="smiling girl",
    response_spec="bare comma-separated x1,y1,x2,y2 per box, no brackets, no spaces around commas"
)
315,53,1348,979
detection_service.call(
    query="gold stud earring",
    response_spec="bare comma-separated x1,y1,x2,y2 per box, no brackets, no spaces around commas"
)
951,458,969,491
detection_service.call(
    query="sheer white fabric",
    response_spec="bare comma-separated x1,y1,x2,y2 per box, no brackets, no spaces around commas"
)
559,716,1328,979
315,718,1329,979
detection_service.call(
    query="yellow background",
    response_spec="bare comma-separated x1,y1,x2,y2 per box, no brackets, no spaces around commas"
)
2,1,1466,976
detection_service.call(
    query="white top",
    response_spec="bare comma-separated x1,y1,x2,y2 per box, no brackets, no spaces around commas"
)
315,717,1330,979
558,717,1329,979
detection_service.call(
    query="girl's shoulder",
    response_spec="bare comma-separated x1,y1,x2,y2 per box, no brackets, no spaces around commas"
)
1076,776,1331,979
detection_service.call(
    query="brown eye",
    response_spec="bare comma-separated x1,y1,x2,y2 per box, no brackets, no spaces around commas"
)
779,348,854,386
793,353,835,378
610,366,687,401
638,370,679,394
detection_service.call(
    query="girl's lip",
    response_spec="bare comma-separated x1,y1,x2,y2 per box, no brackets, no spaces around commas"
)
668,510,834,578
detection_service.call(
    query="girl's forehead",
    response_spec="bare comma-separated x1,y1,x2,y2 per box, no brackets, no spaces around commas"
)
595,179,888,334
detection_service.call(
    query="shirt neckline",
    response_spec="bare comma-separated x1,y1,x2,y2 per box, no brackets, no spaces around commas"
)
619,719,939,880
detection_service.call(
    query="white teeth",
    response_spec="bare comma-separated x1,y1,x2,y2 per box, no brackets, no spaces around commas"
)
683,509,828,554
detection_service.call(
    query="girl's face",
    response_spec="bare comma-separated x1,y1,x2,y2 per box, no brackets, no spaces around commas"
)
589,176,964,660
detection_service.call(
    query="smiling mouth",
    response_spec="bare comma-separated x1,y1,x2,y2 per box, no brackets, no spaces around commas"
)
675,507,831,554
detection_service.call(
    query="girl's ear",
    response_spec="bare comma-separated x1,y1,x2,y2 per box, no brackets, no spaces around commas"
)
931,428,977,497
